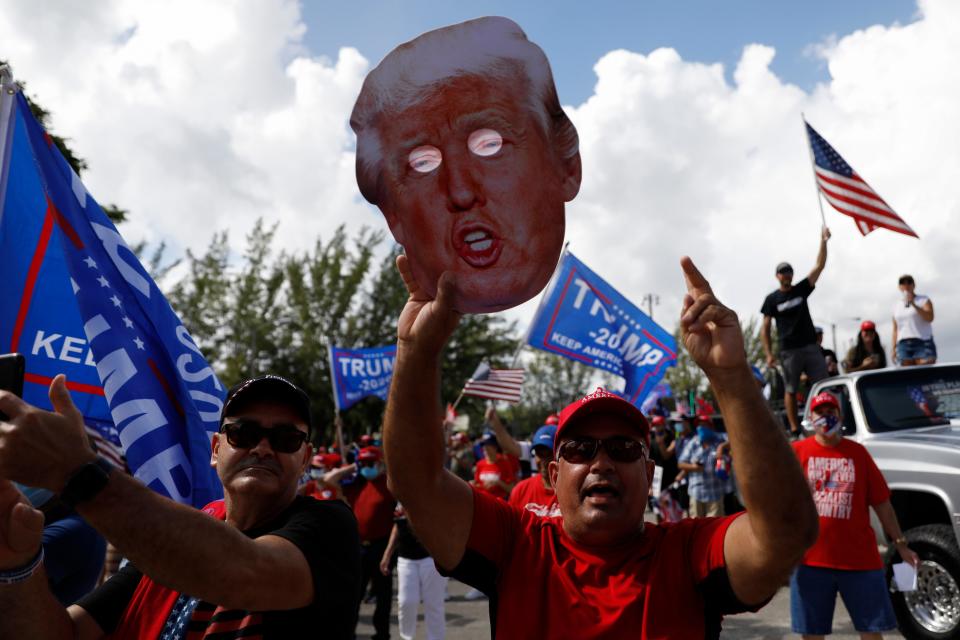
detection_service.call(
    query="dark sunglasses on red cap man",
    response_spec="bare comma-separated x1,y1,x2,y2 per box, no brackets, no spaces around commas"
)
553,388,649,464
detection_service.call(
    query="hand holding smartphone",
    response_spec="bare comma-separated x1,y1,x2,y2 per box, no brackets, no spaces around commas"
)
0,353,26,421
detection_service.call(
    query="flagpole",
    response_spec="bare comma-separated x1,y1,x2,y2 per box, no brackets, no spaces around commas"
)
801,113,828,228
0,65,20,225
512,241,570,368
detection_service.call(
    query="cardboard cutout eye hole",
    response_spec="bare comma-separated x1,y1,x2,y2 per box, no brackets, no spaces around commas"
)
468,129,503,157
408,145,442,173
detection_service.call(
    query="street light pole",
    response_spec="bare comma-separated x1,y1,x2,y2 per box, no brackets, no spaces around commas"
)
642,293,660,320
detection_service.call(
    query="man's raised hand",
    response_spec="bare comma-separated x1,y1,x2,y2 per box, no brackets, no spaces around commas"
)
0,374,96,492
0,480,43,571
679,257,746,373
395,254,461,358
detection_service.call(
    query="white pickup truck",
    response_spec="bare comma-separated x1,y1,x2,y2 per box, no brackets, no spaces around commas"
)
804,363,960,640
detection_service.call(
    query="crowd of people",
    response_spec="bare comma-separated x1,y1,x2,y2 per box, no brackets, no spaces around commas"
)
0,16,942,640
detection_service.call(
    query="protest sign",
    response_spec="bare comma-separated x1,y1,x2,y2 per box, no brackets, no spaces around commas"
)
351,17,580,313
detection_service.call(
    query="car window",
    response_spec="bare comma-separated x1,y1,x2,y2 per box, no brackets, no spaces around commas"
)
858,366,960,432
814,384,856,435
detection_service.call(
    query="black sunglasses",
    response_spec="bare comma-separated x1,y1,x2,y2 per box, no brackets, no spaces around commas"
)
220,419,307,453
556,436,647,464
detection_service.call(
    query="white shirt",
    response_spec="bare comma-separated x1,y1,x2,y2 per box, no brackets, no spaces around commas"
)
894,294,933,341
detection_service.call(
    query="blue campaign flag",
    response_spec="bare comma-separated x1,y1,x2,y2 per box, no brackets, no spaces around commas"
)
526,252,677,407
329,345,396,411
0,85,224,507
640,381,673,415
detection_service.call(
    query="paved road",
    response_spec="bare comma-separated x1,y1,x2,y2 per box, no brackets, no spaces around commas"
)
357,577,906,639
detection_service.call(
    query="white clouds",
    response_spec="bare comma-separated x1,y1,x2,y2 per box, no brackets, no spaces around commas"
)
563,0,959,360
2,0,957,362
0,0,374,257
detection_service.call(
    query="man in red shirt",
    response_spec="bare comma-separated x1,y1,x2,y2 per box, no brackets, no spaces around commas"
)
508,424,559,517
471,432,516,501
384,255,819,638
344,446,396,640
791,392,918,639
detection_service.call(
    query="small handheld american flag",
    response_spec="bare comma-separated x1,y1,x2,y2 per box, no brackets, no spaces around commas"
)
462,361,525,404
805,120,917,238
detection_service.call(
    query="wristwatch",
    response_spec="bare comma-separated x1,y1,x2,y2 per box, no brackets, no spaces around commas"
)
60,457,114,509
893,536,909,546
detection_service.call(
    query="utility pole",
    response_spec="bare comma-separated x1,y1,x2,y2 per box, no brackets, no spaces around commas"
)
642,293,660,320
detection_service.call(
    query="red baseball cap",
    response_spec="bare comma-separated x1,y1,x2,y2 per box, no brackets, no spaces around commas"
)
860,320,876,332
324,453,342,468
810,392,839,412
695,413,713,426
310,454,326,468
357,446,382,462
556,388,649,444
359,434,373,446
544,414,560,426
651,415,666,427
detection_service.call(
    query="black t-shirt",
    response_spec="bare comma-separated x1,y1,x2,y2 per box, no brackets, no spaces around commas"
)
760,277,817,350
395,513,430,561
77,497,360,639
650,431,679,488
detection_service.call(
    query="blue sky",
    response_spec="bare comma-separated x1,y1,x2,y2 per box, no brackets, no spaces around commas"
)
300,0,918,105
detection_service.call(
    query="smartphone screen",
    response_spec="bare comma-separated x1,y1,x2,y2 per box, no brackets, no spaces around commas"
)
0,353,26,420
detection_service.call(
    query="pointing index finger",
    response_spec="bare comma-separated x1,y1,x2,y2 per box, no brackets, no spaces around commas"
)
680,256,713,296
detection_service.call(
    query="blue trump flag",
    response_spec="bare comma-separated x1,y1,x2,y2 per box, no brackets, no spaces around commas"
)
0,84,224,506
329,345,396,411
526,252,676,407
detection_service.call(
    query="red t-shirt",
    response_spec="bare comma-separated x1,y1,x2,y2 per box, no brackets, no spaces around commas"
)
508,475,559,517
453,488,748,638
793,437,891,570
344,475,396,542
474,457,515,501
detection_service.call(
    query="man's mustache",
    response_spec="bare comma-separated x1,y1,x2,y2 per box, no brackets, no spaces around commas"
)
235,456,282,474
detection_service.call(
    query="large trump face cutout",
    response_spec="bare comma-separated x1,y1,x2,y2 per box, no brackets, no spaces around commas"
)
351,16,581,313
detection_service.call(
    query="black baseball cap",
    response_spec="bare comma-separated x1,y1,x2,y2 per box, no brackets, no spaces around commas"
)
775,262,793,274
221,375,313,436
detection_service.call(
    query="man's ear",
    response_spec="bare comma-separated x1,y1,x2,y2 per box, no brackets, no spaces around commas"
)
548,460,559,488
301,444,313,474
559,151,582,202
210,433,220,467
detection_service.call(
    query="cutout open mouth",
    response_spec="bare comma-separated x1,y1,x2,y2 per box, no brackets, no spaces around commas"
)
453,224,502,268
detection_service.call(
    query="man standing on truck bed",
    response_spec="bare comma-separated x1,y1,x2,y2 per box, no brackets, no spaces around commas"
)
762,227,831,439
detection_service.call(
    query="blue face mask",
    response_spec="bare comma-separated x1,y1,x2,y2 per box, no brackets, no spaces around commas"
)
360,466,380,480
696,426,716,443
813,414,842,437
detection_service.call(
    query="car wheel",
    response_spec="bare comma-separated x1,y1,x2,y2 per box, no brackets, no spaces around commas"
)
887,524,960,639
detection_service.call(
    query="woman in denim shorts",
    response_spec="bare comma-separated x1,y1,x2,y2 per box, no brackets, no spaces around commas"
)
892,274,936,366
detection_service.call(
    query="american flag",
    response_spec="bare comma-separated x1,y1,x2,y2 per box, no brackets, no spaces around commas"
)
805,121,917,238
85,424,126,470
462,362,524,403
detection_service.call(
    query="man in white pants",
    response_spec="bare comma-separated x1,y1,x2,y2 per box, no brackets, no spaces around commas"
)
380,503,447,640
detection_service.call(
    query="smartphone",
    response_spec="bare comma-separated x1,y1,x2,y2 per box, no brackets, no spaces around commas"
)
0,353,25,420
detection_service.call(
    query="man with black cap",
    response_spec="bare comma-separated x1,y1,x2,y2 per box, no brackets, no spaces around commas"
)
761,227,831,438
0,374,360,638
384,254,818,637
